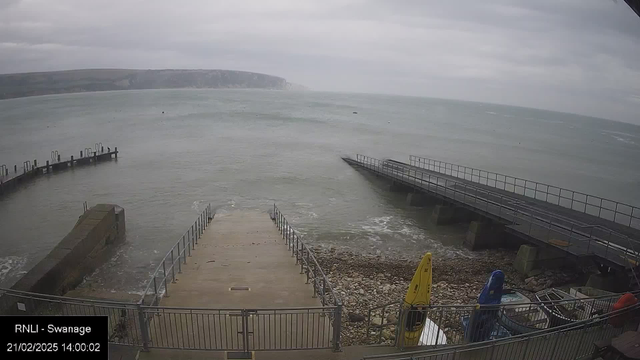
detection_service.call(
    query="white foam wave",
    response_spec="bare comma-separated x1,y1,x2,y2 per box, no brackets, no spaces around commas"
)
0,256,28,282
610,135,636,145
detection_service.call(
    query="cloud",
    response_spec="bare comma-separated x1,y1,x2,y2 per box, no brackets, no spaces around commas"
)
0,0,639,124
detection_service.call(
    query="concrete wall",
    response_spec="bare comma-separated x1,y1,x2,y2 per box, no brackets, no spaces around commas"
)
8,204,125,296
513,244,568,276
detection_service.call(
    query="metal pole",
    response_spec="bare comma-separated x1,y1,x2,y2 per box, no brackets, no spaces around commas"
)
137,304,150,351
300,244,305,274
305,250,310,284
171,251,176,282
163,262,169,297
181,236,186,265
332,304,342,352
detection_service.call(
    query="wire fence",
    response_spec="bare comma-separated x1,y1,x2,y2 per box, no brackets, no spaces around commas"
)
139,204,213,306
409,155,640,230
363,302,640,360
350,155,640,269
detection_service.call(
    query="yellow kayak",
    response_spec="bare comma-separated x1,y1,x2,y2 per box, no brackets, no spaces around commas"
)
402,252,432,346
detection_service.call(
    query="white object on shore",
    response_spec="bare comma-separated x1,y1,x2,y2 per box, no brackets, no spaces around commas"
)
418,318,447,345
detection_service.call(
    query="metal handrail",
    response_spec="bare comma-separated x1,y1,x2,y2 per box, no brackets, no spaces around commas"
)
139,203,213,305
272,204,343,351
409,155,640,229
368,289,640,314
363,301,640,359
272,204,342,307
352,154,640,267
0,287,138,307
393,158,640,258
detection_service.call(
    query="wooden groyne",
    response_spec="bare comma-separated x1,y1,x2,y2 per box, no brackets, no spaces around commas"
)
0,145,118,196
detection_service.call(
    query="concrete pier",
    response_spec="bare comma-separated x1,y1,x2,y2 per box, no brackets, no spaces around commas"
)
0,146,118,197
430,205,455,225
151,210,329,352
161,210,319,308
464,221,504,250
405,192,434,207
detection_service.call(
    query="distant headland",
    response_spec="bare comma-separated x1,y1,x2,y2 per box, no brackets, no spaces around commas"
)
0,69,308,100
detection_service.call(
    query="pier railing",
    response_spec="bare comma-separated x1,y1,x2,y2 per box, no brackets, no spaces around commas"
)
409,155,640,230
352,154,640,268
363,301,640,360
272,204,343,350
366,290,636,347
139,204,213,306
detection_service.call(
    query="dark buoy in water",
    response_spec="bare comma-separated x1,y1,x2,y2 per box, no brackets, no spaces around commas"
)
353,111,358,114
162,111,165,114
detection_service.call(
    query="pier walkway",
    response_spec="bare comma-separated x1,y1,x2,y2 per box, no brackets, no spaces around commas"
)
344,155,640,271
140,207,339,354
0,145,118,196
161,210,320,308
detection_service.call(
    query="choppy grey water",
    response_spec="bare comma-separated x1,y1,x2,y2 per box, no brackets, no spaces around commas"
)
1,89,639,293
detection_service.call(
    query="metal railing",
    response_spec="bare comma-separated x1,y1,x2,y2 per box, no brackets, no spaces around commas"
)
409,155,640,230
272,204,343,351
139,204,213,306
142,305,336,351
366,290,635,348
363,302,640,360
352,155,640,268
0,287,144,346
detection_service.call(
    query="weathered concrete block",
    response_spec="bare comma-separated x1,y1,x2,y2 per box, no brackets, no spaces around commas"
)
406,192,434,207
514,245,538,275
586,273,628,293
514,244,567,275
464,221,504,250
8,204,126,306
389,181,413,193
431,205,455,225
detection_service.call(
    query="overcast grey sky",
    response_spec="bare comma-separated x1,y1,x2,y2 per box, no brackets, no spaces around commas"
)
1,0,639,123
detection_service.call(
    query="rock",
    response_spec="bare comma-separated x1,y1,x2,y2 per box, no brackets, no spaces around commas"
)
525,277,535,284
371,317,382,326
382,329,394,340
527,269,543,277
348,313,366,322
386,313,398,324
358,289,365,295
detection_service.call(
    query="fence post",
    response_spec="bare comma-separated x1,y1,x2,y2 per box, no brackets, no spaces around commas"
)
137,304,150,351
573,322,589,359
177,242,182,273
300,244,305,274
171,251,176,282
332,303,342,352
162,262,169,297
322,278,327,305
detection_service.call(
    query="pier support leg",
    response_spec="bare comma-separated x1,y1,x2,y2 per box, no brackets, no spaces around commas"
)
514,244,567,276
464,221,504,250
514,245,537,275
430,205,455,225
586,273,628,293
406,192,434,207
389,181,412,193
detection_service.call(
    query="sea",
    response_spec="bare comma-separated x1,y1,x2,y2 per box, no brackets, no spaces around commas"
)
0,89,639,293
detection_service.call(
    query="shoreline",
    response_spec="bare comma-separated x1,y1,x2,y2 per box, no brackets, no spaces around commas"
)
313,246,590,346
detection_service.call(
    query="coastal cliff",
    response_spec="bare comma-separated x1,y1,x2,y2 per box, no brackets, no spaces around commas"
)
0,69,307,99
